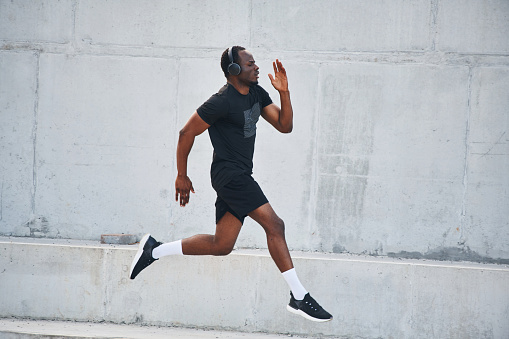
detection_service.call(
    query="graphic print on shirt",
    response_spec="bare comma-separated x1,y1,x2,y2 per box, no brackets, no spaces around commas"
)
243,102,260,138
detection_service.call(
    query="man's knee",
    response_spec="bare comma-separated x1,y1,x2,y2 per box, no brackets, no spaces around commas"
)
214,245,234,256
266,217,285,237
213,239,235,256
276,218,285,235
249,203,286,237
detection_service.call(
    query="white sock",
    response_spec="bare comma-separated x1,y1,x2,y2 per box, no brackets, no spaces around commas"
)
152,239,183,259
282,268,308,300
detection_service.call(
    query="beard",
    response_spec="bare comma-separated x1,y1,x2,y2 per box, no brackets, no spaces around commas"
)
238,72,259,87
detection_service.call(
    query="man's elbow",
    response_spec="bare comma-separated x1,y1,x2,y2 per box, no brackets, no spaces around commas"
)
178,127,195,141
178,128,186,139
280,124,293,134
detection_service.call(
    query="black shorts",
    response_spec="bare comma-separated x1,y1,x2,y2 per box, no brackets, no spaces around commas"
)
214,174,268,224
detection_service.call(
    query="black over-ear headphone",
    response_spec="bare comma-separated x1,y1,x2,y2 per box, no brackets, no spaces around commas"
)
227,47,241,76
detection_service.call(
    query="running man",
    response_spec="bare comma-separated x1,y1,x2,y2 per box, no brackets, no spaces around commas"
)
130,46,332,322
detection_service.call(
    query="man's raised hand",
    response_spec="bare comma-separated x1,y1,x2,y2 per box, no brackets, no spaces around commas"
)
268,59,289,93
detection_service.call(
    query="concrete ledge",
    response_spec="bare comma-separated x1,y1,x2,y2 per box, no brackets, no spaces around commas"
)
0,318,293,339
1,237,508,338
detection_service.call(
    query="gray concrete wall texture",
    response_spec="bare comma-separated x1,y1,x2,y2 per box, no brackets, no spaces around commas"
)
1,0,509,263
2,238,508,338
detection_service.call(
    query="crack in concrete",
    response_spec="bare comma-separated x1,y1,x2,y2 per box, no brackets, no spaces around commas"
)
429,0,440,51
30,51,40,217
480,131,506,157
460,67,474,222
0,180,3,222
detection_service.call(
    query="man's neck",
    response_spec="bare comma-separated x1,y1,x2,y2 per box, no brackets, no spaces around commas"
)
227,78,250,95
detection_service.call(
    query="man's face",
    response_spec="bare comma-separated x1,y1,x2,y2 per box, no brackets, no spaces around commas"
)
237,50,259,86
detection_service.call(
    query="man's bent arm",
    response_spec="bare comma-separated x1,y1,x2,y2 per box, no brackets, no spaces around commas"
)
278,89,293,133
175,111,210,206
262,59,293,133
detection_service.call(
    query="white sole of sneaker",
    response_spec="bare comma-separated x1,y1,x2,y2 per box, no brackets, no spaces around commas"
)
129,233,150,279
286,305,332,323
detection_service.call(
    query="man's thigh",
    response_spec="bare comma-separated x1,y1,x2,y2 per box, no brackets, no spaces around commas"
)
214,211,243,247
248,203,283,229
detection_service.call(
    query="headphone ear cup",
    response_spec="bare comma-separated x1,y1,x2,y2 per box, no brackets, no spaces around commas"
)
227,47,241,76
228,63,241,76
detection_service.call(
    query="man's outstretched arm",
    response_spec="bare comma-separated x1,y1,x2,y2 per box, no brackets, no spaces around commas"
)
175,111,210,206
261,59,293,134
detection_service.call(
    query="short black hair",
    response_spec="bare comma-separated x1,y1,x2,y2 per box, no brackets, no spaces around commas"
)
221,46,246,78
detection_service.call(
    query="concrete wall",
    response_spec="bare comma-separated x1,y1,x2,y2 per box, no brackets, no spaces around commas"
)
2,237,508,338
1,0,509,262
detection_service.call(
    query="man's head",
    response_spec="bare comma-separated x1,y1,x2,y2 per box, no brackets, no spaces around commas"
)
221,46,259,86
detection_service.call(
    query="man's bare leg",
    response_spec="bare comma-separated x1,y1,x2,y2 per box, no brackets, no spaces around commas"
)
181,212,243,256
130,212,241,278
249,202,308,300
248,202,293,273
248,202,333,321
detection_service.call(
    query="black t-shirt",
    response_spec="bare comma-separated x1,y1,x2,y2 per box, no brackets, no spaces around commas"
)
197,84,273,189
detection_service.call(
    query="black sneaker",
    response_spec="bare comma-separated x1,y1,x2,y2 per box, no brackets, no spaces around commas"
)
287,292,333,322
129,234,162,280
